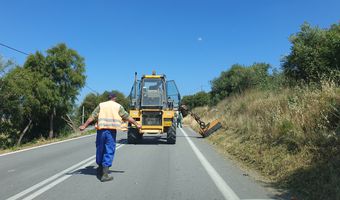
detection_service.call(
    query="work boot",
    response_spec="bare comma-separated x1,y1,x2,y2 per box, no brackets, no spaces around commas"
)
96,165,103,178
101,167,113,182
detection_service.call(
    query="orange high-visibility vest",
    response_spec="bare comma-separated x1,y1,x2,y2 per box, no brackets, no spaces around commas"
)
96,100,122,130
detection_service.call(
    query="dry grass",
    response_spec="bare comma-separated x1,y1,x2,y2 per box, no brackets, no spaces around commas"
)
184,82,340,199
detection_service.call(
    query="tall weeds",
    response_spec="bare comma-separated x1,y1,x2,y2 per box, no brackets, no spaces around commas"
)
184,82,340,199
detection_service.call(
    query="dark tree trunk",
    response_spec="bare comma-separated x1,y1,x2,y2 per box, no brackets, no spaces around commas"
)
49,107,56,139
17,119,32,146
62,114,80,134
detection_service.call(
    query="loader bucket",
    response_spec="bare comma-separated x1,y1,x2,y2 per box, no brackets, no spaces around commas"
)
199,119,222,138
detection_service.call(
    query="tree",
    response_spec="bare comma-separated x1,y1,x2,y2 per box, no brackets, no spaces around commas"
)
210,63,270,104
0,55,14,92
24,43,86,138
182,91,210,109
0,67,54,146
0,55,14,77
79,93,100,121
282,22,340,84
0,56,15,148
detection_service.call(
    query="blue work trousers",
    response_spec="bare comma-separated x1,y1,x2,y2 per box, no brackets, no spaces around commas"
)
96,129,117,167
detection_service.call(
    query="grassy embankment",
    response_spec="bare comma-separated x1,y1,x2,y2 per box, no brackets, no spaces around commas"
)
184,82,340,199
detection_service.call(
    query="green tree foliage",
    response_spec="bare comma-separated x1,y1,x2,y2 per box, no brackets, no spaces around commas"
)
79,93,99,121
181,91,210,109
0,67,54,146
0,56,14,96
24,43,86,138
210,63,270,104
0,55,14,77
283,22,340,84
0,57,15,148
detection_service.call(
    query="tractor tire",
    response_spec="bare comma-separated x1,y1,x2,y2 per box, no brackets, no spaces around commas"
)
127,128,141,144
167,124,176,144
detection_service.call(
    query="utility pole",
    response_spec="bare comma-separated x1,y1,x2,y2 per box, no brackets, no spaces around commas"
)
82,106,85,124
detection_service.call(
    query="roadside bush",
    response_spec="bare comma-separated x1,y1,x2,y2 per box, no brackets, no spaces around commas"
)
210,63,271,104
181,91,210,109
283,22,340,85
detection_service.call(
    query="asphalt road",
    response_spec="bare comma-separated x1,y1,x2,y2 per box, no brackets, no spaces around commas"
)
0,127,280,200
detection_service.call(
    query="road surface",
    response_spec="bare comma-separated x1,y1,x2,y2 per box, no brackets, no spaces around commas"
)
0,127,280,200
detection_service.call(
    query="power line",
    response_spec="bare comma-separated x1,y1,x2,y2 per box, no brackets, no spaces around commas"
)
0,42,30,56
1,41,99,96
85,84,99,94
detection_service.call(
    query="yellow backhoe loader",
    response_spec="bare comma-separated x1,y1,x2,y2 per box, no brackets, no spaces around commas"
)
127,71,221,144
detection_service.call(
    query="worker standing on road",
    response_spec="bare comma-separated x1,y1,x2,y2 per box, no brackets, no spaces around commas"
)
176,111,183,128
79,92,141,182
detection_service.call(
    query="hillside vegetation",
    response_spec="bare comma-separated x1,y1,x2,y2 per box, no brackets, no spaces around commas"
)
185,82,340,199
183,22,340,199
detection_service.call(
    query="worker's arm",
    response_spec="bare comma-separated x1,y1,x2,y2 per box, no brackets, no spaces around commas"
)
127,116,142,129
79,117,95,131
119,106,142,129
79,105,99,131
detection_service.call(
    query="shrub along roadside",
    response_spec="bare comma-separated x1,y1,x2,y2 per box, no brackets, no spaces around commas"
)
184,82,340,199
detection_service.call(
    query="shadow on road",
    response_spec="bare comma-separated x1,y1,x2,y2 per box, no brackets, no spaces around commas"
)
117,134,202,145
117,138,128,144
118,136,171,145
70,166,125,181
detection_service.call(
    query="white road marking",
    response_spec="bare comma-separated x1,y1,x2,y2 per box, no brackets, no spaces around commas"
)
0,134,95,157
22,159,96,200
6,144,124,200
179,128,240,200
6,155,95,200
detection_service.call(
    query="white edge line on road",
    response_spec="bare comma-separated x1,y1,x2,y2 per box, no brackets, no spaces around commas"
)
0,134,96,157
6,144,124,200
179,128,240,200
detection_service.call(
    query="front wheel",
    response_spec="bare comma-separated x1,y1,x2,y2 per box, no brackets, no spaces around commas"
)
127,128,142,144
167,125,176,144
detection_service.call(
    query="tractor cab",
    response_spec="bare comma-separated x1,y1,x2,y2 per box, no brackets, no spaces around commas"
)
141,76,165,108
129,73,180,110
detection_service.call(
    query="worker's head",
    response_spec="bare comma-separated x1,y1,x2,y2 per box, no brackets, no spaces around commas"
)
108,92,117,101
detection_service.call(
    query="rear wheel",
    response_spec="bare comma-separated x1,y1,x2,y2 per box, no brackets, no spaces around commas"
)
128,128,142,144
167,123,176,144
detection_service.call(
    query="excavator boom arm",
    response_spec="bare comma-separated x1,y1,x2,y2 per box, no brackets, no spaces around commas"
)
179,105,222,137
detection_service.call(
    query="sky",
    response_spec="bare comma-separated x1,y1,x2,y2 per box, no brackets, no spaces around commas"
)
0,0,339,103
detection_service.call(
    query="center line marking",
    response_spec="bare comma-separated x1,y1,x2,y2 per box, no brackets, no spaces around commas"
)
22,158,96,200
179,128,240,200
6,144,125,200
